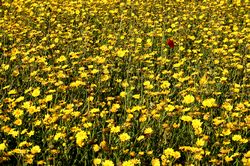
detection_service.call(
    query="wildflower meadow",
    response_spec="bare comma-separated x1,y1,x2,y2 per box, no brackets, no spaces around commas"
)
0,0,250,165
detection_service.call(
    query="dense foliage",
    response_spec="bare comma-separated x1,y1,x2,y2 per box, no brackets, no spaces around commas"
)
0,0,250,165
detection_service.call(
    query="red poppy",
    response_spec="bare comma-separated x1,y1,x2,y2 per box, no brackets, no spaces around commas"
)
167,39,174,48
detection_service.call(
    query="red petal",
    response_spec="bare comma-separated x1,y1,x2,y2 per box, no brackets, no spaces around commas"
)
167,39,174,48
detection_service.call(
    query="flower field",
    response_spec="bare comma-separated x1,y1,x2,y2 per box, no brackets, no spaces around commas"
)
0,0,250,165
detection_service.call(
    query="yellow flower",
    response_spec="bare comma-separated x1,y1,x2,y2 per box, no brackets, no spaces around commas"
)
13,148,27,155
91,69,99,74
93,144,100,152
240,138,248,144
173,151,181,159
13,109,24,118
196,138,205,147
232,135,242,142
136,135,145,141
192,119,202,128
222,102,233,111
221,129,231,136
0,142,7,151
120,91,127,98
143,81,153,89
179,46,185,51
56,55,67,63
122,81,129,88
54,38,59,43
244,151,250,158
202,98,217,107
213,118,224,126
27,130,35,137
70,80,85,87
14,119,22,126
194,154,203,160
151,158,160,166
31,88,40,97
160,81,171,89
27,106,40,115
34,120,42,126
31,145,41,154
75,130,88,147
2,64,9,70
138,151,144,155
110,104,120,113
225,156,233,162
37,160,46,165
117,49,127,58
145,39,153,47
132,94,140,99
100,141,107,149
242,157,250,166
54,132,64,141
84,122,92,129
22,101,31,109
100,45,109,51
90,108,100,113
45,95,53,102
165,104,175,112
181,115,193,122
173,123,180,128
136,38,142,43
21,129,27,135
130,151,136,157
144,127,153,135
163,148,181,159
93,158,102,165
9,129,19,138
119,133,131,142
143,81,150,86
122,160,134,166
130,159,140,164
8,89,17,95
182,94,195,104
110,126,120,133
147,151,153,155
163,148,174,157
18,141,29,147
102,160,114,166
15,96,25,102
